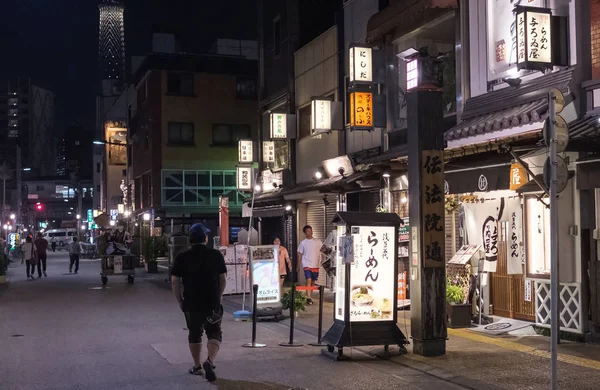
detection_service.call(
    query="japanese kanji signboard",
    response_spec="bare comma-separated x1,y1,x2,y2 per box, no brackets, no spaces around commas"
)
349,46,373,83
262,141,275,163
349,92,373,129
238,140,253,163
269,113,287,139
516,7,553,71
509,162,528,190
420,150,445,268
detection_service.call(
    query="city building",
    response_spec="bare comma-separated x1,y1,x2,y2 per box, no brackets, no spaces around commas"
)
128,52,258,238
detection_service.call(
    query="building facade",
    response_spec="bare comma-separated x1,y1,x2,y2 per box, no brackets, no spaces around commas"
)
128,53,258,239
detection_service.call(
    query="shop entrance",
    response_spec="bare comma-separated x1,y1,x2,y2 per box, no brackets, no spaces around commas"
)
490,221,535,321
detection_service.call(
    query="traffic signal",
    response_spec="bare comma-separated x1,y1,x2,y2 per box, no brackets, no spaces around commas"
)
36,203,43,211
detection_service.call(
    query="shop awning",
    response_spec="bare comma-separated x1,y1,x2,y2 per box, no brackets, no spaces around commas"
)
444,153,513,194
358,145,408,165
366,0,457,43
331,212,404,227
445,68,574,143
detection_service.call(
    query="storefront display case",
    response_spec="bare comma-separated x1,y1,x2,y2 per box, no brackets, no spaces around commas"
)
322,212,408,359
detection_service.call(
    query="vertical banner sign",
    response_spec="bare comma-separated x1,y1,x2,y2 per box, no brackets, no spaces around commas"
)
270,113,287,139
236,167,253,191
335,226,347,321
516,7,553,71
349,92,373,129
349,46,373,83
421,151,445,268
506,198,524,275
238,140,253,163
262,141,275,163
250,246,280,304
509,163,528,190
350,225,395,322
311,99,331,133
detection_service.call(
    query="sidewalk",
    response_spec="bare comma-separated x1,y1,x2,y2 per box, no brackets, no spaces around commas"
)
222,288,600,390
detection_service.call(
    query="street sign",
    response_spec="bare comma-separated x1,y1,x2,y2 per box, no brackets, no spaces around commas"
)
543,115,569,153
543,156,568,193
550,88,565,113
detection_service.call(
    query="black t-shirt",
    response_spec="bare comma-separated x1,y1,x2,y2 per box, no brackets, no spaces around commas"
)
171,244,227,313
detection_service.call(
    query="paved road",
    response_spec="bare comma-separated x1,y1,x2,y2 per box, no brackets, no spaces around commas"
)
0,251,484,390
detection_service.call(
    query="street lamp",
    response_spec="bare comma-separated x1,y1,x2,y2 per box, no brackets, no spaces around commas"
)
9,214,15,220
76,214,81,220
143,213,150,221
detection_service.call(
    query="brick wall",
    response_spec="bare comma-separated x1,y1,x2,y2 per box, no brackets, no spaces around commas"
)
592,0,600,78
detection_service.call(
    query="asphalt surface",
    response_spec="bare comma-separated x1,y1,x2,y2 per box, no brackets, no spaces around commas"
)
0,251,485,390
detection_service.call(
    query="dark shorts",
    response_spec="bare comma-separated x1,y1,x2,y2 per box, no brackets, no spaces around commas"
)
303,268,319,281
184,305,223,344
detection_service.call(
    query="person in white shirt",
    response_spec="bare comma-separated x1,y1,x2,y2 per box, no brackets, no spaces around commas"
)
297,225,323,304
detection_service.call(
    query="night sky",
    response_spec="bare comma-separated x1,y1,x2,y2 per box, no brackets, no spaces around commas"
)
0,0,257,133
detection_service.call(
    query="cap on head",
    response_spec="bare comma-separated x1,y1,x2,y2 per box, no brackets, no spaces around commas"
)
189,223,210,244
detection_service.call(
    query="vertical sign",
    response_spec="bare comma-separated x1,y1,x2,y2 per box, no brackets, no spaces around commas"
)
525,11,552,64
517,12,526,65
236,167,253,191
311,99,331,133
349,225,395,322
270,113,287,139
509,163,528,190
421,151,445,268
349,92,373,129
87,209,93,223
238,140,253,163
262,141,275,163
349,46,373,83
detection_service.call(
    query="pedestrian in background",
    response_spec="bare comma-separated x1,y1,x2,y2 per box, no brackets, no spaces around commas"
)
171,223,227,382
22,236,38,281
273,236,291,292
35,232,49,277
297,225,323,304
68,236,81,274
51,236,56,252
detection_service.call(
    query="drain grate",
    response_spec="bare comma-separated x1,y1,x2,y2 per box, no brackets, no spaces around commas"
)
11,334,24,338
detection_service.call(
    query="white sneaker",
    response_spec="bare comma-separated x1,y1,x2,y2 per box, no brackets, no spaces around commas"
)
43,272,47,277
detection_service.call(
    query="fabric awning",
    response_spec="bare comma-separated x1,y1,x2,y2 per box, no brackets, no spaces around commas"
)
445,68,574,142
366,0,457,42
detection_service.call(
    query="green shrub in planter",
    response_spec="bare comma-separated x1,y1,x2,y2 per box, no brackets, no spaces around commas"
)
446,282,464,305
281,289,307,313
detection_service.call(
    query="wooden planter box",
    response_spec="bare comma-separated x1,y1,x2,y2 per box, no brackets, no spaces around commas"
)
447,303,472,328
0,275,6,284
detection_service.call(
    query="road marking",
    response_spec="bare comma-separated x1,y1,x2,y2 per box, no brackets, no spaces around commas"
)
449,328,600,371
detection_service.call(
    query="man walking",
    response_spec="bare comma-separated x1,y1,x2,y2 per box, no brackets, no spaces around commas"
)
171,223,227,382
297,225,323,304
68,236,81,274
35,232,49,277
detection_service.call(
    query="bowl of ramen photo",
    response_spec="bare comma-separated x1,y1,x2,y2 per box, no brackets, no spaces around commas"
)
351,286,374,306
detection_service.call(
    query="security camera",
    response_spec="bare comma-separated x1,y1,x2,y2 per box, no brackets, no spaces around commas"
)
338,167,345,176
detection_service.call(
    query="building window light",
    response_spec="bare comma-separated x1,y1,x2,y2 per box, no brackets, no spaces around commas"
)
406,58,418,90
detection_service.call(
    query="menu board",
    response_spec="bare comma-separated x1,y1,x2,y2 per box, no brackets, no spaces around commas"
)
349,226,396,322
448,245,481,265
335,227,347,321
250,245,280,305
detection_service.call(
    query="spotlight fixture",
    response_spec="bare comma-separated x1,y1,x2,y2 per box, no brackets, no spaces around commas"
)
401,196,408,204
382,172,391,178
314,171,323,180
285,205,292,211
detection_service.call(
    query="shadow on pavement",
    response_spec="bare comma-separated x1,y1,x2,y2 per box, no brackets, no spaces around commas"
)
214,378,290,390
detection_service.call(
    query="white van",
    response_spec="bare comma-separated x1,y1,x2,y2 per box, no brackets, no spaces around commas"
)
43,229,77,249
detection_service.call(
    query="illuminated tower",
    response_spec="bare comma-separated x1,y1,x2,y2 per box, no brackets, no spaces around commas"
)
98,0,125,94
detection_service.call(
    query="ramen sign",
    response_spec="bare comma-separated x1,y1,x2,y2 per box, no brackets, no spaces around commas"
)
350,225,396,322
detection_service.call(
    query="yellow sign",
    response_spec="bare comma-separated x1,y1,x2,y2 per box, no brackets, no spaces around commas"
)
349,92,373,128
509,163,528,190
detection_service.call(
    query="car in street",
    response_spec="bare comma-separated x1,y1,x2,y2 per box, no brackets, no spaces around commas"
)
43,229,77,250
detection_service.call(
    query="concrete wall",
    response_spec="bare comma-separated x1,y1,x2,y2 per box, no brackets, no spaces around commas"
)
294,26,342,183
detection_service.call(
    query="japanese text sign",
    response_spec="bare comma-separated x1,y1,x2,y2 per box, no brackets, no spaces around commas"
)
270,113,287,139
236,166,253,191
509,163,528,190
349,46,372,83
349,225,395,322
238,140,253,163
250,246,281,305
349,92,373,129
420,150,445,268
516,7,553,70
263,141,275,163
311,99,331,133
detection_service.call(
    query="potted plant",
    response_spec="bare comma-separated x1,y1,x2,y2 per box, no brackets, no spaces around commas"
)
154,236,168,258
143,237,159,273
281,288,308,317
446,282,471,328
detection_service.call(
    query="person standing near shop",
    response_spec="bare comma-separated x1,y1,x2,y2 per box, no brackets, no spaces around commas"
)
171,223,227,382
273,236,292,292
297,225,323,305
51,236,57,252
34,232,49,277
68,236,81,274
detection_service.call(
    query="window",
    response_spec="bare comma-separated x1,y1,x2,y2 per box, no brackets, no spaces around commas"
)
9,119,18,127
167,122,194,145
162,169,247,207
9,97,17,106
96,163,101,173
8,108,18,116
525,197,551,275
236,77,257,99
212,124,251,146
273,16,281,57
167,72,194,96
